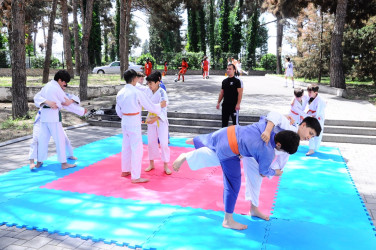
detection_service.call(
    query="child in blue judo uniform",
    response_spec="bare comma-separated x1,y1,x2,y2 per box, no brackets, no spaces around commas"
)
186,117,300,230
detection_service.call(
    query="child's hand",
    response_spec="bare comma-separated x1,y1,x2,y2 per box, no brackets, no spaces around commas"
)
146,116,158,124
286,115,295,125
45,100,58,109
160,100,167,108
274,169,283,176
261,131,271,144
62,97,74,106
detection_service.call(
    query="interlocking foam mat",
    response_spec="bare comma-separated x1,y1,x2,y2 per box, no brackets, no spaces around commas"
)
1,134,375,249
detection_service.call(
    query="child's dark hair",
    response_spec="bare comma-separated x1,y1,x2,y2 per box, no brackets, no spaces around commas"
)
300,117,322,136
154,71,162,80
123,69,138,83
146,72,160,82
54,70,71,83
307,83,319,92
136,72,145,77
274,130,300,155
294,88,304,98
286,57,290,62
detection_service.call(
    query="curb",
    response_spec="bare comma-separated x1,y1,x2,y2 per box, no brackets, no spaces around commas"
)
0,123,89,147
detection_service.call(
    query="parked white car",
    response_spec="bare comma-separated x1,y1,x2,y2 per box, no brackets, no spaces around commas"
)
92,61,143,74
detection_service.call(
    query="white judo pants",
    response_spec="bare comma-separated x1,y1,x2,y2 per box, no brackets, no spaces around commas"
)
37,122,67,163
121,124,143,180
147,122,170,163
243,157,263,207
30,121,74,161
185,147,220,170
309,119,324,151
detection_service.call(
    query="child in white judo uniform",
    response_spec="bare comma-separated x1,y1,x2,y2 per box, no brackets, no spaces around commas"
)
289,88,309,126
174,117,301,230
35,70,78,170
29,90,86,170
284,57,294,88
173,112,321,221
116,69,166,183
306,84,326,156
144,72,171,175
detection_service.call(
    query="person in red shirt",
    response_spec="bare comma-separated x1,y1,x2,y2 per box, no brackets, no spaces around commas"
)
202,56,209,79
163,61,168,76
144,58,152,77
176,59,188,82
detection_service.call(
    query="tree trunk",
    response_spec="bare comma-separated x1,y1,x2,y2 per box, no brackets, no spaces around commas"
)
124,0,132,75
276,14,283,74
329,0,347,89
79,0,94,101
296,16,303,58
209,0,215,63
61,0,74,78
73,0,81,76
318,8,324,83
119,0,126,79
42,0,58,83
11,0,28,119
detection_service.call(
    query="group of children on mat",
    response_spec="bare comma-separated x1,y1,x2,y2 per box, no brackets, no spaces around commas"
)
28,67,326,231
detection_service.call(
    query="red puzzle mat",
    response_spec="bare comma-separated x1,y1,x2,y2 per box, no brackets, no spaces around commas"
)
42,145,279,215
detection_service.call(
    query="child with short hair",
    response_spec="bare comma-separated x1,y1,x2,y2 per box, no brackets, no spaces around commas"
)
116,69,166,183
289,88,309,126
306,83,326,156
144,72,171,175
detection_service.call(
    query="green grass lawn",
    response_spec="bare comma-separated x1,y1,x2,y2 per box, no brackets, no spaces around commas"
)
272,74,374,86
0,74,124,87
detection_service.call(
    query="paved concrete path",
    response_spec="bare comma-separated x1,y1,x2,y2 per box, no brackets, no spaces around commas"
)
1,75,375,249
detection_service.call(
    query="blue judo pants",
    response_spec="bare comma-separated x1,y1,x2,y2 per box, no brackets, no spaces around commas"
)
220,156,242,214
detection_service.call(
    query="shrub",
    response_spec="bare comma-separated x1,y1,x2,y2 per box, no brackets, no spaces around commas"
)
259,53,277,71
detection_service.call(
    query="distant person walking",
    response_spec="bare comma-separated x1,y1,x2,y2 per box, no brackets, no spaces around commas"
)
284,57,294,88
176,58,188,82
202,56,209,79
216,64,244,127
144,58,152,77
163,61,168,76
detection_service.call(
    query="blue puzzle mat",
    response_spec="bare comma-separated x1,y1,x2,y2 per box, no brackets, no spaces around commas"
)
0,135,375,249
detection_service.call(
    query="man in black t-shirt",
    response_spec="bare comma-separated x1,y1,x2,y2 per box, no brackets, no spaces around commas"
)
216,64,244,127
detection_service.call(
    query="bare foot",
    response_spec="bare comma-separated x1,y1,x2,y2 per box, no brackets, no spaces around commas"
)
172,153,186,172
68,156,78,160
36,162,43,168
131,178,149,183
30,162,36,170
185,138,194,145
145,165,155,172
250,206,270,221
306,149,315,156
62,163,76,169
164,167,172,175
121,172,131,177
222,213,247,230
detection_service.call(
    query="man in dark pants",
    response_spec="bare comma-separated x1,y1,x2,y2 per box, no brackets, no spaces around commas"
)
216,64,244,127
